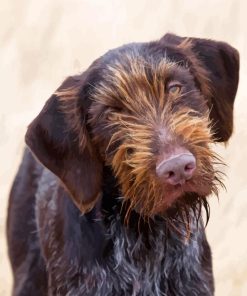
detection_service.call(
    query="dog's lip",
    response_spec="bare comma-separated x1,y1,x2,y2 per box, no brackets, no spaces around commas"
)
163,179,192,190
162,179,207,198
164,178,213,197
176,180,195,189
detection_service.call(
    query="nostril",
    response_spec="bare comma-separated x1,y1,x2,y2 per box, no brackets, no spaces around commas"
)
184,163,195,172
164,171,175,179
169,171,175,178
183,161,196,181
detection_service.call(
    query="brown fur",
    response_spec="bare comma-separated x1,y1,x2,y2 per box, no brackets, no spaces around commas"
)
25,33,239,220
8,34,239,295
87,54,223,220
56,52,224,223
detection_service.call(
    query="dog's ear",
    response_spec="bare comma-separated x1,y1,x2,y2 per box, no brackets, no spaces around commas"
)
161,33,240,142
25,73,102,213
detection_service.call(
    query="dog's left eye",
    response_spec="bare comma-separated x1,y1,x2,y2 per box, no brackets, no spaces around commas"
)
167,82,182,95
126,147,135,156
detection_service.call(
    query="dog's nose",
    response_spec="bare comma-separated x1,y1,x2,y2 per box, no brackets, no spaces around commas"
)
156,153,196,185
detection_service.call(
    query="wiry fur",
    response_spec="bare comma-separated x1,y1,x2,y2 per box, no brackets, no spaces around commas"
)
58,52,223,221
7,33,239,296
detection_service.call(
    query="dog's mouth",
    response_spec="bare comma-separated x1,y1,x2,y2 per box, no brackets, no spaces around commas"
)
164,177,213,194
153,146,220,215
126,174,215,219
148,175,215,216
153,180,206,213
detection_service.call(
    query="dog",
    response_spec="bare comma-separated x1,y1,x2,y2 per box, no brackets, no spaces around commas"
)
7,33,239,296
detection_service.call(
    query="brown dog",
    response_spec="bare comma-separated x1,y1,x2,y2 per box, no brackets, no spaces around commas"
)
7,33,239,295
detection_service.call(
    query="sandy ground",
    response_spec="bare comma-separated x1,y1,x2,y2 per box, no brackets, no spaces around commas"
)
0,0,247,295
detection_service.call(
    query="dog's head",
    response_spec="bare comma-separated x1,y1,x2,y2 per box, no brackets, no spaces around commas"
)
26,34,239,219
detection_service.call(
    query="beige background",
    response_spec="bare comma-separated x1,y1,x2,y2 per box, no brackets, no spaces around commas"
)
0,0,246,295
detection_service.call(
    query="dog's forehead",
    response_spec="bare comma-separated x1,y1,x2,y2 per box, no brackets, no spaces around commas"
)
102,41,187,66
101,43,186,75
90,42,195,109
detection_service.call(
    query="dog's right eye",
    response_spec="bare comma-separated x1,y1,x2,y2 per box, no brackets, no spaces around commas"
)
167,81,182,96
113,106,124,113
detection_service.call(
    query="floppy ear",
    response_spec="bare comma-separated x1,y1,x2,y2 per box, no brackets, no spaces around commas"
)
161,33,240,142
25,74,102,212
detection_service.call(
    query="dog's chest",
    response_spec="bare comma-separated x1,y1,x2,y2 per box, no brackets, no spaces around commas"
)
36,169,211,296
96,218,170,295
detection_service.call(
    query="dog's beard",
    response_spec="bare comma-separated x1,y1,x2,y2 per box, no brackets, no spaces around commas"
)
119,165,220,220
113,174,223,236
110,138,221,219
113,149,224,230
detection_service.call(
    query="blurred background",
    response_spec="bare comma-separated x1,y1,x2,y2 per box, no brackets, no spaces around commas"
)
0,0,246,295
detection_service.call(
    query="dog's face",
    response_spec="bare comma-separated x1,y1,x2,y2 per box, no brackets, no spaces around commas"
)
26,34,239,219
89,51,216,217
